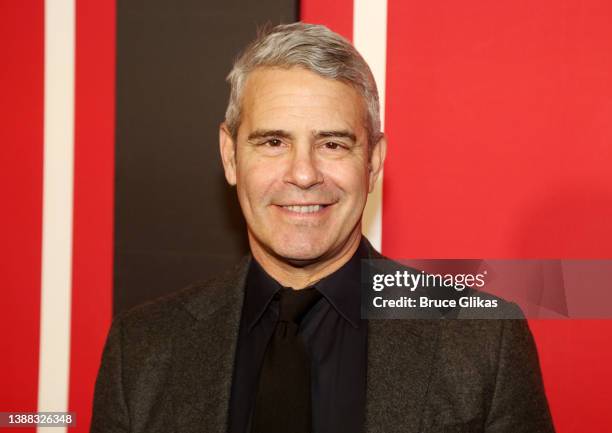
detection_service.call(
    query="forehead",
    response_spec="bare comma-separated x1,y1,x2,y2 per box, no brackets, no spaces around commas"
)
240,66,367,134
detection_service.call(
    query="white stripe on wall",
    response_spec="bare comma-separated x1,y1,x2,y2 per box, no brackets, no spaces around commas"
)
38,1,75,431
354,0,388,252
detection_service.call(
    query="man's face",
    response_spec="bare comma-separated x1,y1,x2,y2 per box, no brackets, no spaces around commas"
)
220,66,384,264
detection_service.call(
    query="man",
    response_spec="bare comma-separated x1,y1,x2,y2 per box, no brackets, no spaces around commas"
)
91,23,555,433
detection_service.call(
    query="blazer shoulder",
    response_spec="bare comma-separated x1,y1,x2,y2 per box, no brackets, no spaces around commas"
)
114,255,250,340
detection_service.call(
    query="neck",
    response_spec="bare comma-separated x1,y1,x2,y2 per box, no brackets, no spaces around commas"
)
249,230,363,289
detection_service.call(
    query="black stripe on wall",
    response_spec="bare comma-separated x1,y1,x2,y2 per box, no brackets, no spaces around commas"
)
114,0,299,315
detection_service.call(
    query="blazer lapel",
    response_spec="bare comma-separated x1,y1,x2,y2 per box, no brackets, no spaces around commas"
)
171,256,251,433
167,238,440,433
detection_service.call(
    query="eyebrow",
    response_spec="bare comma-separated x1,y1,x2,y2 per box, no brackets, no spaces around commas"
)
246,129,358,144
247,129,294,141
314,130,357,143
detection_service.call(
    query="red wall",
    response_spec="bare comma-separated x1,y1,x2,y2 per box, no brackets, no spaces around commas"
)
1,1,114,431
0,0,44,421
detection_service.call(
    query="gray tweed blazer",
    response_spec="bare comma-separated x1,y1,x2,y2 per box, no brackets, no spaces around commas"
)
91,241,555,433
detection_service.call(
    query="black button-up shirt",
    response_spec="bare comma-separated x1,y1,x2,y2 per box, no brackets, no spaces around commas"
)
228,239,369,433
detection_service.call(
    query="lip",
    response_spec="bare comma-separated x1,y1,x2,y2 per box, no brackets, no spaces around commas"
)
273,203,335,217
276,203,332,207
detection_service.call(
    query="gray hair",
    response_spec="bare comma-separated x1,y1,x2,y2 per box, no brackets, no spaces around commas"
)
224,22,381,146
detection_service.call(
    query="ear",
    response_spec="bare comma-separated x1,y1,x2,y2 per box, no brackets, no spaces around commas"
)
219,123,237,186
368,134,386,193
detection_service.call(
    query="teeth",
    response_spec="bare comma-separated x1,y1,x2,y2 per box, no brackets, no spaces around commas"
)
283,205,324,213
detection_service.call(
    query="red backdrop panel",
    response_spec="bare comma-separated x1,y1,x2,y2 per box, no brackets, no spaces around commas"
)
383,0,612,258
69,0,115,431
0,1,44,427
383,1,612,432
0,2,115,431
300,0,353,41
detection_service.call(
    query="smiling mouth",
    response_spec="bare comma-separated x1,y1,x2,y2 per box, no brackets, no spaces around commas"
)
279,204,330,214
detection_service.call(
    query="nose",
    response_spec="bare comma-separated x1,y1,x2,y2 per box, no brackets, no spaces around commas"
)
283,145,324,189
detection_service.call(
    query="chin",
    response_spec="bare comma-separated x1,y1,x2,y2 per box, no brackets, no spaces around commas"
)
269,234,330,264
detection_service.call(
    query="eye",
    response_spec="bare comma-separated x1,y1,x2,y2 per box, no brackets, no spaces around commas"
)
265,138,283,147
324,141,342,150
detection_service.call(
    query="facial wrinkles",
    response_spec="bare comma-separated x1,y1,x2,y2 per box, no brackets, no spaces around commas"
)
274,142,343,209
239,69,367,209
249,76,356,124
239,153,339,217
268,146,340,207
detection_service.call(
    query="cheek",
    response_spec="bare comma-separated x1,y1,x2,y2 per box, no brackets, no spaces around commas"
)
236,158,279,208
323,161,370,200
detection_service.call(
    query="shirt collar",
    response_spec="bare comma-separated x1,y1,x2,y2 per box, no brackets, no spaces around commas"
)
244,258,283,333
244,237,368,331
